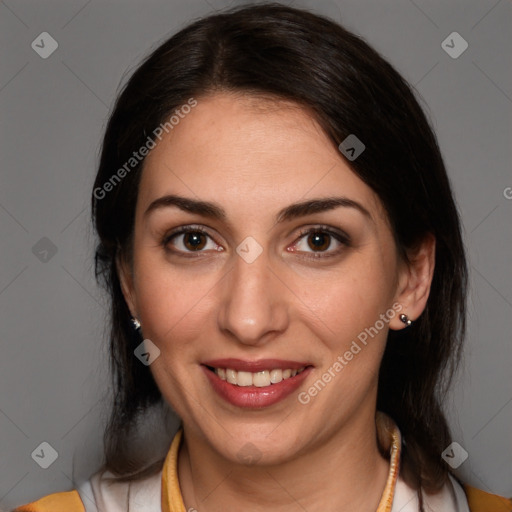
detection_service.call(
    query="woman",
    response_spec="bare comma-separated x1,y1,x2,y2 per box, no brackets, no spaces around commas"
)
13,3,512,511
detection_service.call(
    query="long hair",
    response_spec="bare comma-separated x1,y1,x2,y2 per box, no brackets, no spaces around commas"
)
92,2,468,501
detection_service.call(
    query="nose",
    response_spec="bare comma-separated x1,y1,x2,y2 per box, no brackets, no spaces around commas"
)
217,245,290,347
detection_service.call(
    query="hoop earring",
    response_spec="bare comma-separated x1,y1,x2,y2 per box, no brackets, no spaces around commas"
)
399,314,412,327
131,317,141,330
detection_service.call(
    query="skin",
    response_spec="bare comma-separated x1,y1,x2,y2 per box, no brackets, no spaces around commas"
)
119,92,435,512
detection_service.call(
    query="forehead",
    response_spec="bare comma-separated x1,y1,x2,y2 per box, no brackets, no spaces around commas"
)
138,92,385,222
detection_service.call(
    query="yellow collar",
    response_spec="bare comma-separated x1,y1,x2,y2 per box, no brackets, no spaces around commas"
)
161,411,401,512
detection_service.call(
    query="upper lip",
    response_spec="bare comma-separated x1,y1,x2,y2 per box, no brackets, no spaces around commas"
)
202,358,312,372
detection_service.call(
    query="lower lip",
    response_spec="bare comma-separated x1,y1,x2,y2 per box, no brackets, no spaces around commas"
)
202,366,312,409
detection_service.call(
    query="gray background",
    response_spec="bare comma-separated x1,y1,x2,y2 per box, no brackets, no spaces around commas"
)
1,0,511,508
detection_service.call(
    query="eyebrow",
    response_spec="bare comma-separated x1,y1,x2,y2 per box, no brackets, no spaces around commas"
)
144,194,372,224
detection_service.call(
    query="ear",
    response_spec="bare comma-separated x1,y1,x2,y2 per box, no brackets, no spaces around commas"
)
116,250,138,319
389,233,436,330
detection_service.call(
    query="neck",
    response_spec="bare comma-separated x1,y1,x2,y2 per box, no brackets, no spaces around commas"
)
178,407,391,512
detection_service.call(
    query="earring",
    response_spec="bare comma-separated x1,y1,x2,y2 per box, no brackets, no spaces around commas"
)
131,317,141,330
399,314,412,327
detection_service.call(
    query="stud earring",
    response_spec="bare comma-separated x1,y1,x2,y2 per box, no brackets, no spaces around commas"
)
131,317,141,330
399,314,412,327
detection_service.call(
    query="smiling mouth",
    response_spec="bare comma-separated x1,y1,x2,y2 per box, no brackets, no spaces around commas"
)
205,366,308,387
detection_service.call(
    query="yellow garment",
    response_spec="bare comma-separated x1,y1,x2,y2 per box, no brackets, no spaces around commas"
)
13,413,512,512
11,490,85,512
464,485,512,512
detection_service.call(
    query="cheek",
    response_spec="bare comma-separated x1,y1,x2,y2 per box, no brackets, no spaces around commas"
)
299,267,396,405
294,251,397,348
131,256,217,413
132,252,219,354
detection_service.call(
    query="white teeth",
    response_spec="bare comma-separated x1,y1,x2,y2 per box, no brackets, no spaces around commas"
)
237,371,253,386
214,367,306,387
226,368,237,384
269,369,283,384
253,370,270,387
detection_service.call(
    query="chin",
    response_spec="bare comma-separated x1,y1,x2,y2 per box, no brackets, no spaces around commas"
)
207,424,306,466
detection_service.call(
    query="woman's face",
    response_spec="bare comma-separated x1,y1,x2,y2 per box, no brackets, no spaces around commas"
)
120,92,411,464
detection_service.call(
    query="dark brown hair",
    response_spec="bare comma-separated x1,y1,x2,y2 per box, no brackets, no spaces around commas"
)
92,2,468,506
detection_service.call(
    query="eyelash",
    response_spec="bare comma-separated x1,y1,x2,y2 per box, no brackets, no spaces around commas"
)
161,224,351,260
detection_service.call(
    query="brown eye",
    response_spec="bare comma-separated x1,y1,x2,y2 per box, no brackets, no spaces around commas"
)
306,231,331,252
292,226,350,259
182,231,207,251
162,226,221,256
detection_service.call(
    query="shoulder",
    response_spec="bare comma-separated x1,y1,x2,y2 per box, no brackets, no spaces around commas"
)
392,472,512,511
11,468,162,512
463,483,512,512
86,467,161,511
392,473,469,511
12,490,85,512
